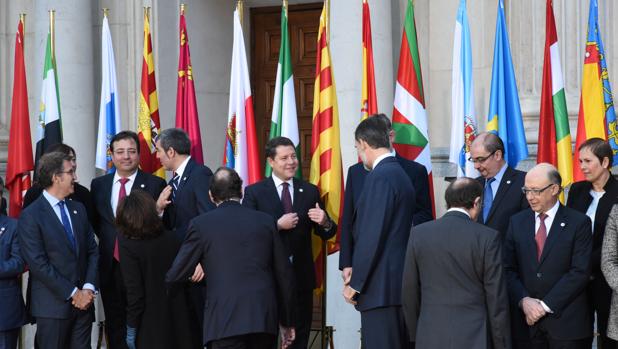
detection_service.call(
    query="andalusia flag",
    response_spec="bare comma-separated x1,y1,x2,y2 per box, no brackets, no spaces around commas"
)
360,0,377,120
138,8,164,179
392,0,435,215
265,2,301,179
538,0,572,194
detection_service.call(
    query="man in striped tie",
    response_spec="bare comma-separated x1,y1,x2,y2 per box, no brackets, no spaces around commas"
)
503,163,593,348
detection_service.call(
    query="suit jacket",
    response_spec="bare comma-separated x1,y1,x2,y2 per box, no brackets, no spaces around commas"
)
0,216,26,331
90,170,166,284
24,182,96,224
163,158,214,241
18,195,99,319
243,177,336,292
0,196,7,216
166,201,295,345
339,154,433,269
402,211,511,349
504,205,592,340
119,230,199,349
476,166,528,239
601,204,618,340
350,156,415,311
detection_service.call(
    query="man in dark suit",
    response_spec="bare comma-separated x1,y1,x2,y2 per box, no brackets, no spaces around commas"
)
471,132,528,239
90,131,166,349
339,113,432,283
243,137,336,349
0,215,26,348
504,163,592,349
18,152,99,349
342,117,415,348
402,177,510,349
154,127,214,337
167,167,296,349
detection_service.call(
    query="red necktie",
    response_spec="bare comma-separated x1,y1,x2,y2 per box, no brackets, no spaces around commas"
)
113,178,130,262
535,213,548,261
281,182,293,214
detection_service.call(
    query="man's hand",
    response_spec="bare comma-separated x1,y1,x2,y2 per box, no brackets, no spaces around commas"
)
72,289,95,310
279,326,296,349
521,297,546,325
156,186,173,214
278,213,299,230
190,263,205,283
342,285,358,305
308,203,327,226
341,267,352,285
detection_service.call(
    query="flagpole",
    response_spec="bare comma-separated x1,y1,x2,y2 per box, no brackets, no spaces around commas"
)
236,0,244,29
180,3,185,15
283,0,288,15
103,7,109,18
49,10,55,61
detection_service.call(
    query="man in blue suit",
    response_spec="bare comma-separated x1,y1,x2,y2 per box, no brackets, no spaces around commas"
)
343,116,415,348
90,131,166,349
0,215,26,349
339,113,432,282
19,152,99,349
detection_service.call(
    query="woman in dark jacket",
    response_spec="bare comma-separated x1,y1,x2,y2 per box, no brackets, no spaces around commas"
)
567,137,618,347
116,190,199,349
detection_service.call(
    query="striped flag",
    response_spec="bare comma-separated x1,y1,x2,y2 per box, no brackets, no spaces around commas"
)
449,0,478,178
310,0,344,290
138,8,164,179
486,0,528,168
176,7,204,164
6,17,33,217
95,15,121,173
574,0,617,181
223,8,262,187
538,0,572,196
35,25,62,162
360,0,377,120
392,0,435,215
265,2,301,179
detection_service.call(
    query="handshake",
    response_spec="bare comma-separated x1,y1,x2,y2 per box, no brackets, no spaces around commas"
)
71,289,95,310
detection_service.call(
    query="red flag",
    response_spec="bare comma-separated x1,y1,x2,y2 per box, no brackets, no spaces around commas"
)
6,18,33,218
175,8,204,164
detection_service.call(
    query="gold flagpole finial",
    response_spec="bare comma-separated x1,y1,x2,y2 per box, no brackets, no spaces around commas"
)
236,0,244,29
283,0,288,15
363,0,367,4
103,8,109,18
144,7,150,20
180,4,186,15
49,10,55,60
19,13,25,28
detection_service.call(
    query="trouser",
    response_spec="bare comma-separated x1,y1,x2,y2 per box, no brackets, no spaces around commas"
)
360,306,412,349
35,309,93,349
100,261,128,349
0,329,19,349
209,333,276,349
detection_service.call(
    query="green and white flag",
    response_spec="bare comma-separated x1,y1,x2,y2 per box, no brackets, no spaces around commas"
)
35,32,62,161
265,3,301,178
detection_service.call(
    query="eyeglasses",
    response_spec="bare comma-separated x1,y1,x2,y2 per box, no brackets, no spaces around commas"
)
468,150,496,164
521,183,555,196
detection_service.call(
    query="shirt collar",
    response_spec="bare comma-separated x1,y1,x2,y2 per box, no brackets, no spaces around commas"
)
113,170,138,184
492,163,508,184
372,152,394,170
446,207,470,218
175,156,192,179
272,173,293,188
42,189,63,207
535,200,560,220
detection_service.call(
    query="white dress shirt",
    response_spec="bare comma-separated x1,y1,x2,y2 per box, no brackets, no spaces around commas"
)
174,156,192,180
586,190,605,233
111,171,138,216
371,152,394,170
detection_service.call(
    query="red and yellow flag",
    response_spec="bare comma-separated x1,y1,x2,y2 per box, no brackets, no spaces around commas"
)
310,1,344,291
138,8,164,179
360,0,377,120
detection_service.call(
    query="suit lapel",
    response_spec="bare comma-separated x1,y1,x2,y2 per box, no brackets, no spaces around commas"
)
292,178,303,213
267,177,285,217
132,170,149,192
539,205,566,265
66,200,83,256
486,166,515,222
520,210,538,264
177,159,196,196
102,174,115,221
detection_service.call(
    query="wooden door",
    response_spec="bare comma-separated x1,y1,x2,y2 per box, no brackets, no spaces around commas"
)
251,3,323,179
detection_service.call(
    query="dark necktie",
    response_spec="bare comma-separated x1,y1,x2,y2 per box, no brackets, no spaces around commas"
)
58,201,76,252
281,182,293,214
536,213,548,261
483,178,495,223
171,172,180,203
114,178,130,262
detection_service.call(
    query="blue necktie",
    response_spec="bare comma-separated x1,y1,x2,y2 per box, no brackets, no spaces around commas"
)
171,173,180,203
483,178,495,223
58,201,76,251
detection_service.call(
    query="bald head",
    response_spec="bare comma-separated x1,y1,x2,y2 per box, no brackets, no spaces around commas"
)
470,132,506,179
524,163,562,213
445,177,483,220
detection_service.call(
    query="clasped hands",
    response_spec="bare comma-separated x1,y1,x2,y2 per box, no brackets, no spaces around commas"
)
279,326,296,349
521,297,547,326
278,203,328,230
71,289,95,310
341,267,358,305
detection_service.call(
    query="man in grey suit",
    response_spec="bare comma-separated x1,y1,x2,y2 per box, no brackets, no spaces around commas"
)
402,177,511,349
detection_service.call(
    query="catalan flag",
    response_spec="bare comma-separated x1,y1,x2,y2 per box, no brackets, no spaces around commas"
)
574,0,617,181
538,0,572,197
138,8,164,179
176,6,204,164
360,0,377,120
392,0,435,215
310,0,344,290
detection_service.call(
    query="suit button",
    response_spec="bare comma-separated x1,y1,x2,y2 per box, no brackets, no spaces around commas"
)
536,273,542,278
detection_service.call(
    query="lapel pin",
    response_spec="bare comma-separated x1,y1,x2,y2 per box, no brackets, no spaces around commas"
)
506,180,511,184
0,227,5,232
299,188,303,193
73,210,78,215
183,177,187,181
140,184,145,188
560,222,565,227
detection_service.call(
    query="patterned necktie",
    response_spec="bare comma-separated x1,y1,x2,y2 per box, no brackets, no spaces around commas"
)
113,177,130,262
483,178,496,223
536,213,548,261
281,182,293,214
171,172,180,203
58,201,76,252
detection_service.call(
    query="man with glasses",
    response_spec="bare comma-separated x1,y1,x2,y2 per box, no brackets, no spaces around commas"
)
470,132,528,240
90,130,166,349
504,163,592,348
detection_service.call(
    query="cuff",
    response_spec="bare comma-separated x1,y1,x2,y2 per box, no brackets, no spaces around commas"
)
539,300,553,313
82,283,96,294
68,287,78,300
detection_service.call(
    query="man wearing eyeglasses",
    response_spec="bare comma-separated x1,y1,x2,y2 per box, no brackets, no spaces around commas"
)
90,131,166,349
503,163,592,349
470,132,528,240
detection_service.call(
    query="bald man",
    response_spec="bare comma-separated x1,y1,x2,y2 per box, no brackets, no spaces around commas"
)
503,163,592,349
